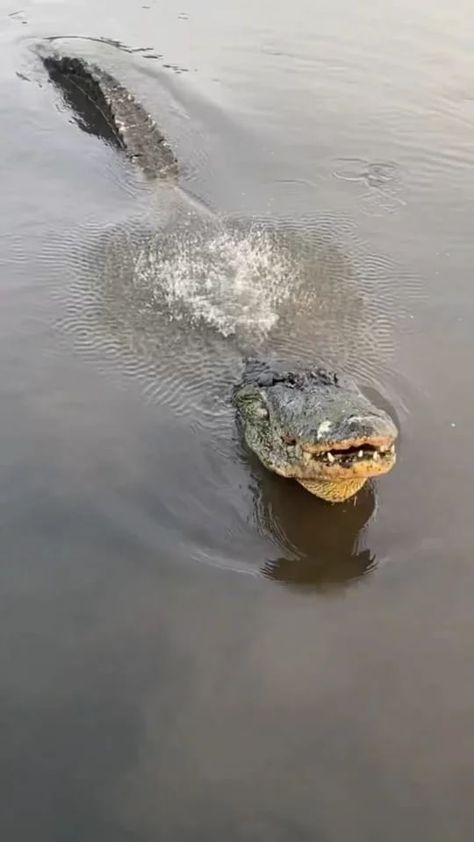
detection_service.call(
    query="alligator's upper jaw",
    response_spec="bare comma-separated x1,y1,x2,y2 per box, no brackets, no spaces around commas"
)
301,434,397,480
294,431,397,502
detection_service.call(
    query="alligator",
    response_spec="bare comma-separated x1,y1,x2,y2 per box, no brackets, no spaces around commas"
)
41,53,398,503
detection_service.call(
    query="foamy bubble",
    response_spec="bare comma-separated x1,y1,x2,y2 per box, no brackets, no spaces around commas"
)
134,224,299,340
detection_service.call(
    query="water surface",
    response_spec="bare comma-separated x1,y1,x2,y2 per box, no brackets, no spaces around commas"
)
2,1,474,839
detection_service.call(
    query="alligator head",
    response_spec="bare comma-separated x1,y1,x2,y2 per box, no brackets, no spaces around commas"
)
233,360,397,502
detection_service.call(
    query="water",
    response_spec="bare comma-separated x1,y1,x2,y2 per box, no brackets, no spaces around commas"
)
2,1,474,839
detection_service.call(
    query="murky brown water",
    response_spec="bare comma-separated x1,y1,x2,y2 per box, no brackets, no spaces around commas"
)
2,1,474,839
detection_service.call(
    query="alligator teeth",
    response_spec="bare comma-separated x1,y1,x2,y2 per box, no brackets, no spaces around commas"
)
358,450,364,458
327,452,335,463
373,451,379,461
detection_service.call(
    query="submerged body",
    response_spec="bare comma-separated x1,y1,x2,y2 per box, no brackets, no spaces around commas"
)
41,51,398,502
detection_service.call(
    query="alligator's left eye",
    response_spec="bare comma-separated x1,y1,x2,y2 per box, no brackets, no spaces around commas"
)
255,406,269,420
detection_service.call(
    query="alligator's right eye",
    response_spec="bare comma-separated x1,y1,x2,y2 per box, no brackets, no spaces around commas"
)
255,406,269,420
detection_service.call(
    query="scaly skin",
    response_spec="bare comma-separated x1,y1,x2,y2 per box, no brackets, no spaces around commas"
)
42,53,398,502
41,54,177,180
233,361,397,502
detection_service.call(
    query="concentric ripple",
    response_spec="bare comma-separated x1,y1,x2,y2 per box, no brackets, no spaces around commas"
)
53,199,420,443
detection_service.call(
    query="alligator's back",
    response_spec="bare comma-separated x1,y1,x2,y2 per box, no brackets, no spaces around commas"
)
42,54,178,181
40,49,409,417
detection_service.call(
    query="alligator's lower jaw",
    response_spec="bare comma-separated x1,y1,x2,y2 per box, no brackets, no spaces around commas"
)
297,477,367,502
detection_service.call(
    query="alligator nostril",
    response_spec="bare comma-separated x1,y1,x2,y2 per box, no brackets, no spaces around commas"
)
282,434,297,446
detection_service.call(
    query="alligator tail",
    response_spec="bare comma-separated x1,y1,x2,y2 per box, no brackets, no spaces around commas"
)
42,54,178,181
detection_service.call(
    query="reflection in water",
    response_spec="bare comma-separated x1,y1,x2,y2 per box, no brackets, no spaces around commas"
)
252,460,376,590
2,0,474,838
